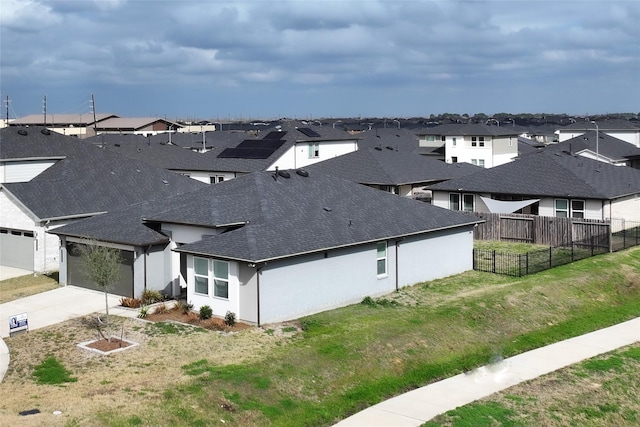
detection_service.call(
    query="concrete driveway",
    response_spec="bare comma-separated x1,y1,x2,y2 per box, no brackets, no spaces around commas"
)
0,266,33,281
1,286,125,338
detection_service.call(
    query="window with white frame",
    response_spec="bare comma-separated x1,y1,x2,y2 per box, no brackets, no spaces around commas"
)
449,193,460,210
213,260,229,299
308,142,320,158
471,159,485,168
462,194,474,212
471,136,485,147
194,257,209,295
376,242,387,276
426,135,436,142
452,137,457,147
450,193,474,212
571,200,585,218
555,199,569,217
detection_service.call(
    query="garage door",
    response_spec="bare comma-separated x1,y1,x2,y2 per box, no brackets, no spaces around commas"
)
66,242,134,297
0,228,35,271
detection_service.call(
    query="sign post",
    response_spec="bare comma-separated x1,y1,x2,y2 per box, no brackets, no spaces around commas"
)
9,313,28,336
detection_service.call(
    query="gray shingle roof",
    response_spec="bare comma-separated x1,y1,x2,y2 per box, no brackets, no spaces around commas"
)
559,119,640,131
544,131,640,161
1,127,206,220
58,169,481,260
304,147,481,186
427,150,640,199
164,170,480,262
417,123,522,137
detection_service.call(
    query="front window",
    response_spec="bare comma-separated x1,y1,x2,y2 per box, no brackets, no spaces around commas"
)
555,199,568,218
308,142,320,158
376,242,387,276
194,257,209,295
213,260,229,299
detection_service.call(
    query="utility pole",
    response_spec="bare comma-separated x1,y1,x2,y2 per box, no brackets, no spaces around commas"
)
4,96,9,123
43,95,47,127
91,93,101,146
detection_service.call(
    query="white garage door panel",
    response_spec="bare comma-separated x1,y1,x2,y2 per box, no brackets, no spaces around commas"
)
0,229,35,271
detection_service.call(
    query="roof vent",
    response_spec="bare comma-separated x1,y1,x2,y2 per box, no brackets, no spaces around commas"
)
277,169,291,178
41,128,51,135
374,146,383,151
323,207,332,212
18,129,28,136
114,143,121,147
296,169,309,177
162,179,169,184
386,146,394,150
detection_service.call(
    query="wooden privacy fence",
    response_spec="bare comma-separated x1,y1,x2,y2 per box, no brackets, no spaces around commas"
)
472,213,612,249
472,214,640,277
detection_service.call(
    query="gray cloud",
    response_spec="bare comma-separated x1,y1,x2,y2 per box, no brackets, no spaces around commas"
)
1,0,638,118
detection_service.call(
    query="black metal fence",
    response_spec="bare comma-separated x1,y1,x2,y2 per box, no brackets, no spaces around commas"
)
473,244,610,277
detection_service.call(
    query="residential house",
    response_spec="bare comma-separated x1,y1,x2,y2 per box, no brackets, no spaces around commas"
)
544,131,640,169
93,117,182,137
0,126,205,274
416,124,521,167
51,170,481,324
427,150,640,222
9,113,119,138
305,146,480,199
557,119,640,147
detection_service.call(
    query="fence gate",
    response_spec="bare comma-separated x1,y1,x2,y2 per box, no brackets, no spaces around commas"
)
499,216,534,243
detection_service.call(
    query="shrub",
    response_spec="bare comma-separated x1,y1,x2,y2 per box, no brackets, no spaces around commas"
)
224,311,236,327
141,290,164,305
138,306,149,319
153,302,169,315
199,305,213,320
177,300,194,314
361,296,377,307
120,297,141,308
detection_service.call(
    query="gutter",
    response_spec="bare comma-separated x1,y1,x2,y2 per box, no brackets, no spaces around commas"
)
174,221,481,264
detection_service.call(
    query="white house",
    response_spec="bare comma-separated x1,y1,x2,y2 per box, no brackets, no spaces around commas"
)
557,119,640,147
51,170,481,325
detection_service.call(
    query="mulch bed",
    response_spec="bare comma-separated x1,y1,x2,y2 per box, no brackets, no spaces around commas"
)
142,307,252,332
86,338,133,352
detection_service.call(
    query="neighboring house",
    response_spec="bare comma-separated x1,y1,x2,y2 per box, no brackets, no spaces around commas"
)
9,113,119,138
356,128,422,153
544,131,640,169
416,124,521,168
520,124,558,144
93,117,182,137
51,170,481,325
557,119,640,147
305,146,481,199
517,137,545,157
83,134,238,183
427,150,640,222
0,126,205,274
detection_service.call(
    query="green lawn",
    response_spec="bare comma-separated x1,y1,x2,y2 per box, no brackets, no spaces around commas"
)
96,246,640,426
0,272,60,303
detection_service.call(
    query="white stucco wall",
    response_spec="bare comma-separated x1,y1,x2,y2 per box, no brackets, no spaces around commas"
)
268,139,358,170
1,160,59,183
610,195,640,222
187,256,241,320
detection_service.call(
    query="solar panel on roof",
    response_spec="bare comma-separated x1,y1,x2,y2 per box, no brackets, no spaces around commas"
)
217,139,285,159
263,131,286,140
297,127,321,138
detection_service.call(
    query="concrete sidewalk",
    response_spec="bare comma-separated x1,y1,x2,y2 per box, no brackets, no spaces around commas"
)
334,317,640,426
0,286,139,382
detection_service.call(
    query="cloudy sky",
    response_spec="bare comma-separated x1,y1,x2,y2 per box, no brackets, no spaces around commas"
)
1,0,639,120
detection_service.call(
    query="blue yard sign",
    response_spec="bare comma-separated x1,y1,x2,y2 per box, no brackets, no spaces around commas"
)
9,312,28,335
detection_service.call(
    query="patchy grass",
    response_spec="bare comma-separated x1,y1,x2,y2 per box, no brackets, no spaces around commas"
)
426,343,640,426
474,240,550,254
0,272,60,302
32,355,77,385
2,246,640,426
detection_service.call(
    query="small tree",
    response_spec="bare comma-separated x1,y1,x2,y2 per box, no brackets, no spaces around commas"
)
76,240,122,340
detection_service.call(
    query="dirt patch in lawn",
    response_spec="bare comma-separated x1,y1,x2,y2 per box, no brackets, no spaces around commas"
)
0,312,295,426
142,306,253,332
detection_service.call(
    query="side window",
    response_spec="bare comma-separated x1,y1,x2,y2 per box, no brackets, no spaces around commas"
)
571,200,585,218
449,193,460,210
213,260,229,299
194,257,209,295
462,194,474,212
376,242,387,277
555,199,568,218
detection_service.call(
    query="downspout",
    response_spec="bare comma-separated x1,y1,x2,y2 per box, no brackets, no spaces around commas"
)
256,264,264,327
395,240,400,291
